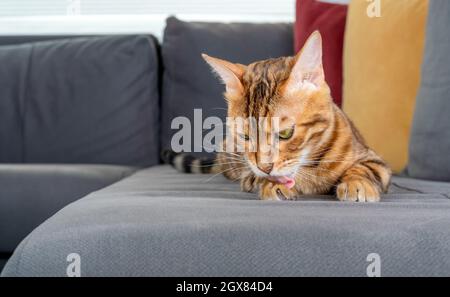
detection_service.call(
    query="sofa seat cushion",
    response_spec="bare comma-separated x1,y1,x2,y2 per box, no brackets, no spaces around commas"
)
3,165,450,277
0,164,135,253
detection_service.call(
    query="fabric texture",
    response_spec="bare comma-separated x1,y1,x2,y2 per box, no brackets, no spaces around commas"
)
160,17,294,153
3,165,450,277
0,164,135,253
0,44,29,163
342,0,428,173
0,35,93,46
0,35,160,166
407,0,450,182
294,0,347,106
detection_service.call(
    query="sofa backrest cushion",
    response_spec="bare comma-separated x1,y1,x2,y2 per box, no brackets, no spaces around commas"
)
160,17,294,154
407,0,450,181
0,35,160,167
0,44,28,162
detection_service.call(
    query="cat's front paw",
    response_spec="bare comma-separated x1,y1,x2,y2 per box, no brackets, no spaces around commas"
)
259,181,297,201
336,179,380,203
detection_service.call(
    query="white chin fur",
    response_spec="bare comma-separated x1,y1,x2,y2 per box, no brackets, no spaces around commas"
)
301,80,318,92
298,147,311,166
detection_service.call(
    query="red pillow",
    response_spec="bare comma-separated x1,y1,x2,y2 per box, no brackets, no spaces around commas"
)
294,0,347,106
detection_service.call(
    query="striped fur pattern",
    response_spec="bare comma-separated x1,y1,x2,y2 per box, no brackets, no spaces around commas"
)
161,150,218,174
167,31,391,202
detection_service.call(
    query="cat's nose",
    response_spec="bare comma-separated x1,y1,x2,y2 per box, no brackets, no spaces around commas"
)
257,163,273,175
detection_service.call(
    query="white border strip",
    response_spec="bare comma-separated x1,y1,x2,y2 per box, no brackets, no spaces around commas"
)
0,14,294,40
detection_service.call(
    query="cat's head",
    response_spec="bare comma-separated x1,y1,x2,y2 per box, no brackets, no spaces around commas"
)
203,31,334,180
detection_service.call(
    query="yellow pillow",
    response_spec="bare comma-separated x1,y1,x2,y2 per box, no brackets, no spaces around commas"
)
343,0,428,173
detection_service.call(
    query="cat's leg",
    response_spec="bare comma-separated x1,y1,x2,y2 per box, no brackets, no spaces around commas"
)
259,180,298,201
336,157,391,203
240,173,259,193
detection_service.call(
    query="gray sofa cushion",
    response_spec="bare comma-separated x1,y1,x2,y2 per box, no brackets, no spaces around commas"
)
3,165,450,277
0,164,135,253
0,35,94,46
0,35,160,166
0,44,28,162
160,17,294,153
407,0,450,181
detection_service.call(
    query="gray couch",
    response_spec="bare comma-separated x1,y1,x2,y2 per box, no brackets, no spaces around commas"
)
0,34,160,269
1,16,450,277
3,166,450,277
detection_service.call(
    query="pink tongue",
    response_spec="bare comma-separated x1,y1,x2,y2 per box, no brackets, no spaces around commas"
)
268,176,296,189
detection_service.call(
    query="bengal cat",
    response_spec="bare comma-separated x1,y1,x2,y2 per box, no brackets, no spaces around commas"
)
164,31,391,202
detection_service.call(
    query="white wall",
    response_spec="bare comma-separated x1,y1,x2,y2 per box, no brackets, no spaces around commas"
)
0,0,296,39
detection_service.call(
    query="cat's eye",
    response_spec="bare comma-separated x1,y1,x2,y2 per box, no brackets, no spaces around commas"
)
278,128,294,140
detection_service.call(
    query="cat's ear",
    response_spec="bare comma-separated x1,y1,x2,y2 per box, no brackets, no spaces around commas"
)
285,31,325,94
202,54,246,96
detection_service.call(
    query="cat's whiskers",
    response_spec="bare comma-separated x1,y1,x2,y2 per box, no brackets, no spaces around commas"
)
279,148,368,168
223,151,244,157
203,164,249,183
210,107,228,111
222,157,247,164
293,170,323,186
191,161,246,168
282,159,341,179
307,143,367,154
295,169,337,187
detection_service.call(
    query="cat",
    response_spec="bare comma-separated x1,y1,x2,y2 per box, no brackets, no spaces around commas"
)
163,31,391,202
